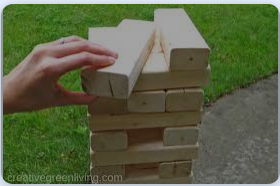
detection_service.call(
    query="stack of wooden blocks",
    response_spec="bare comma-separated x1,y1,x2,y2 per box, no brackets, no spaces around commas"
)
81,8,211,184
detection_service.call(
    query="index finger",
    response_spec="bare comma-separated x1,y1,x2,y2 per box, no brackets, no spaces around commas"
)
49,40,118,59
54,52,116,76
44,35,85,46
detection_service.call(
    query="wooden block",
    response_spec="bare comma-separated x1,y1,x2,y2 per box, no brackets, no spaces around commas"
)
135,53,211,91
88,110,202,131
127,90,165,113
90,131,127,151
159,161,192,178
175,161,192,177
90,164,125,178
93,167,192,183
118,174,192,184
158,162,173,178
155,8,210,70
81,21,156,99
166,88,204,112
151,37,162,53
120,166,192,184
88,97,127,115
92,164,193,183
91,141,198,166
163,126,198,146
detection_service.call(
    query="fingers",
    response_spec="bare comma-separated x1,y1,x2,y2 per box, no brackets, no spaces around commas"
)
49,40,118,59
55,85,98,106
61,91,98,105
45,35,85,46
54,52,116,75
54,84,98,106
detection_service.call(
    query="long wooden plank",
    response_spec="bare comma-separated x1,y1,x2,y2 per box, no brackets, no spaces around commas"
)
81,21,156,99
88,110,202,132
91,167,192,183
117,169,192,184
135,53,211,91
155,8,210,70
90,161,193,183
90,141,198,166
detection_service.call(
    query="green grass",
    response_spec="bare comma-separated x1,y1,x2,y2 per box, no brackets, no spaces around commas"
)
3,5,278,183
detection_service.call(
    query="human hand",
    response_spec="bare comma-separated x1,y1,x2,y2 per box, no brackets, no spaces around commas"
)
3,36,118,114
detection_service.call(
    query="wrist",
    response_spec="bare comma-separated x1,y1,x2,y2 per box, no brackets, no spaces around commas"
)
3,75,17,114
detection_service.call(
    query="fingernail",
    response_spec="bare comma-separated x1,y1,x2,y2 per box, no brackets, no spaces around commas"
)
108,56,116,64
114,52,118,59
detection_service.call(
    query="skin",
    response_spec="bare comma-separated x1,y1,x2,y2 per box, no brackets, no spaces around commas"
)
3,35,118,114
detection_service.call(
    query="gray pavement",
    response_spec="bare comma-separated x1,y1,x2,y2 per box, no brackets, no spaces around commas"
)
193,74,278,184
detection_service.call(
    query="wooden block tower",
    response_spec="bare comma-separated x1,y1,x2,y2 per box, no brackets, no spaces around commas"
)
81,8,211,184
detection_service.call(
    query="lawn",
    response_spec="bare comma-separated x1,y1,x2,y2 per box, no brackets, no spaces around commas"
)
3,4,278,183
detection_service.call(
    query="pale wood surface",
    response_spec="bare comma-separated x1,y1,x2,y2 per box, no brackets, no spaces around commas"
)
83,28,210,93
88,110,202,131
135,64,211,91
151,37,162,53
82,21,156,99
87,87,204,115
163,126,199,146
126,162,159,170
115,174,192,184
159,161,192,178
91,141,198,166
166,88,204,112
155,8,210,70
127,90,166,113
91,167,192,184
120,168,192,184
90,131,127,151
142,53,168,73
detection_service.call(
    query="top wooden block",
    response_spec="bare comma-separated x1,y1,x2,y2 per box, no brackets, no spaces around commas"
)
81,20,156,99
154,9,210,70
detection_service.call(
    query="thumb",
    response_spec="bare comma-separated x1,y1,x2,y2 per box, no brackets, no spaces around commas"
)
63,91,98,105
55,84,98,106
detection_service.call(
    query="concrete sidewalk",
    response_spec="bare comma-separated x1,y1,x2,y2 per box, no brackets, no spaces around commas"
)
193,74,278,184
